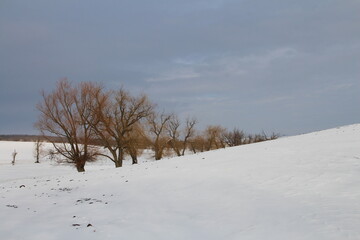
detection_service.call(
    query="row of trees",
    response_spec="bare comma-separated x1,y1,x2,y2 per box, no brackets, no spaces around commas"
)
35,79,278,172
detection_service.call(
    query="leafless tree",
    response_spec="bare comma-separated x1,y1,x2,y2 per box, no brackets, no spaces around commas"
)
11,149,17,165
204,125,227,150
167,115,181,156
147,112,171,160
33,138,44,163
223,128,245,147
35,79,100,172
270,132,280,140
124,123,148,164
189,134,206,154
89,88,154,167
167,115,197,156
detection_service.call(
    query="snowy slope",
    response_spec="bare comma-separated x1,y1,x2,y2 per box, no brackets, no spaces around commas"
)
1,124,360,240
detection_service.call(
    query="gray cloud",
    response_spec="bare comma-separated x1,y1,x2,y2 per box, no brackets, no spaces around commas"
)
0,0,359,134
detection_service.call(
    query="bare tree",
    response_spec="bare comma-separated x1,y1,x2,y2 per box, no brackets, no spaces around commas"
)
223,128,245,147
270,132,280,140
11,149,17,165
124,123,147,164
167,116,197,156
189,134,206,154
33,138,43,163
204,125,227,150
35,79,100,172
167,115,181,156
181,118,197,155
89,88,154,167
147,112,171,160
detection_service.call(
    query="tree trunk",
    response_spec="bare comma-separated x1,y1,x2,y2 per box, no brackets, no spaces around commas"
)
75,155,87,172
174,148,181,157
131,156,138,164
114,148,124,168
155,149,162,160
76,160,86,172
127,146,138,164
154,140,163,160
114,160,122,168
76,164,85,172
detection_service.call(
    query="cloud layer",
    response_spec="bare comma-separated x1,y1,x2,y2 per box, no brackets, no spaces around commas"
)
0,0,359,134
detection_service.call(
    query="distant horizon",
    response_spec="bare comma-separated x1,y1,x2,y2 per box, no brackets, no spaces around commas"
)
1,122,359,138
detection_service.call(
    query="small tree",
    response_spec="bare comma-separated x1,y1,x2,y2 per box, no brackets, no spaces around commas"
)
124,123,147,164
11,149,17,165
189,134,206,153
33,138,43,163
270,132,280,140
167,115,197,156
147,112,171,160
204,125,227,150
223,128,245,147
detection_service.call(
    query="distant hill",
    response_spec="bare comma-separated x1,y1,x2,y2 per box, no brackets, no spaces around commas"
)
0,135,43,142
0,135,62,142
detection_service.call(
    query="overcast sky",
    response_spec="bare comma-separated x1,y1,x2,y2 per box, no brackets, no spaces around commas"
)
1,0,359,135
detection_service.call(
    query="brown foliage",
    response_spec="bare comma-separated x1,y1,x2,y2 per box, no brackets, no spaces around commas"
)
35,79,101,172
35,79,280,168
147,112,171,160
89,87,154,167
204,125,227,150
124,123,148,164
189,135,206,153
223,128,245,147
167,115,197,156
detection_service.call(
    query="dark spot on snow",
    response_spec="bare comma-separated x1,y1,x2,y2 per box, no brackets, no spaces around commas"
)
19,185,25,188
87,224,92,227
72,224,81,227
58,187,72,192
76,198,102,204
6,204,18,208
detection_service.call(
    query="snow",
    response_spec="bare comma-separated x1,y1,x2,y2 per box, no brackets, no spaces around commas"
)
1,124,360,240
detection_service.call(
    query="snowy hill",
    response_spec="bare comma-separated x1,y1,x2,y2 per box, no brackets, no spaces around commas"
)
1,124,360,240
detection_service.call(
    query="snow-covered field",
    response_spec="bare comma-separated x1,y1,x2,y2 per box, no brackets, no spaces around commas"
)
1,124,360,240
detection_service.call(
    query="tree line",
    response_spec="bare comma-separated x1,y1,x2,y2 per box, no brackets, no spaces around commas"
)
35,79,278,172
